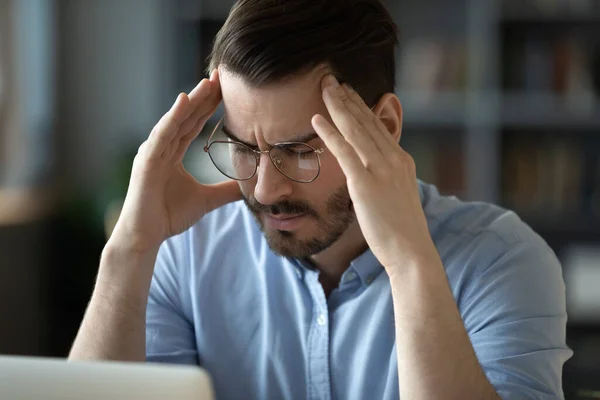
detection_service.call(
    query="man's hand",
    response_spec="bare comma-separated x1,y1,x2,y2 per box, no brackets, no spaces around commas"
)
312,75,501,400
111,69,241,254
69,70,242,361
311,74,438,277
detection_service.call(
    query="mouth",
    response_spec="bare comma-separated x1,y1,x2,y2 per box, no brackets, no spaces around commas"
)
263,212,308,231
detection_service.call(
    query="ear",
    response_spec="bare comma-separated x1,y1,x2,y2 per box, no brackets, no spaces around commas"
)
372,93,403,143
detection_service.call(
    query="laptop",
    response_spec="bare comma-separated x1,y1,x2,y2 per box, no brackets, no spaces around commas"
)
0,355,215,400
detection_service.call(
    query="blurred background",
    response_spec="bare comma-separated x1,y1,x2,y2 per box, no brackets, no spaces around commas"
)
2,0,600,397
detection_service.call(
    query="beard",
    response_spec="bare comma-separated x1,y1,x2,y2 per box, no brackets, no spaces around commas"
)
242,185,354,258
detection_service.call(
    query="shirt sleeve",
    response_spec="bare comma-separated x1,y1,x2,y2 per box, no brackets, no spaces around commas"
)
461,238,573,400
145,235,199,365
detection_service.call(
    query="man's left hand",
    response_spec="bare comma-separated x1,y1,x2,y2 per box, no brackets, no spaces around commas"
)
312,74,439,278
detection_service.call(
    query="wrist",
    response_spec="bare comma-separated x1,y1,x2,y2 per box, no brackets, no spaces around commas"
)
104,234,160,259
89,242,158,325
386,252,444,289
107,224,164,255
98,239,160,288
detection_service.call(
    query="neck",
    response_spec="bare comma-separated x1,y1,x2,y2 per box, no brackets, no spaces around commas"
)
309,219,368,294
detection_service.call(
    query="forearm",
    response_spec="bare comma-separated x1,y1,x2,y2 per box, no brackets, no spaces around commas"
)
68,240,159,362
390,257,500,400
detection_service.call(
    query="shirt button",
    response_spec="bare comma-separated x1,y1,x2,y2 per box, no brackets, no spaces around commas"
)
317,313,327,326
366,276,375,285
344,272,357,283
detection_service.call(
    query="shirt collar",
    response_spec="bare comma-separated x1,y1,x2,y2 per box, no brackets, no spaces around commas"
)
346,249,383,287
288,249,383,288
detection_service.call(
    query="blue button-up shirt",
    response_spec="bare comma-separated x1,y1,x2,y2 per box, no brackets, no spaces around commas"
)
146,181,572,399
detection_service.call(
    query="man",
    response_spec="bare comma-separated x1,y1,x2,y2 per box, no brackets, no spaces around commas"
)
69,0,572,399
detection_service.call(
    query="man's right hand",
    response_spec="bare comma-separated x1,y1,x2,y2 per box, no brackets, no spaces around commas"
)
69,70,240,361
109,69,241,254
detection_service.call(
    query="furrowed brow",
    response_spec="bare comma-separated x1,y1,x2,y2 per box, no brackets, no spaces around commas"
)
221,125,320,147
221,124,257,148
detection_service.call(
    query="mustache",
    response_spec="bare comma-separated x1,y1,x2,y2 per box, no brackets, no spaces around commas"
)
242,194,318,218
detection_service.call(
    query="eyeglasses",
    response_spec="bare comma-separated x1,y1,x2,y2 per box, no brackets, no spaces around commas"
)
203,118,326,183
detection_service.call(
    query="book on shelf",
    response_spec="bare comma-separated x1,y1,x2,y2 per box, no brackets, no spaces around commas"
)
504,28,600,115
403,134,465,197
502,135,594,223
397,37,467,103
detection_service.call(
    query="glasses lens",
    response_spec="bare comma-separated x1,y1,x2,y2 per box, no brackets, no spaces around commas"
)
270,144,320,182
208,141,256,180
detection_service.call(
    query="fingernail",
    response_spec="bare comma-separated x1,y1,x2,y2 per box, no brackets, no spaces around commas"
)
326,74,340,88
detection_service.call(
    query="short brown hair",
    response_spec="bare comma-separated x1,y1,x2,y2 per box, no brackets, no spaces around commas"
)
207,0,398,106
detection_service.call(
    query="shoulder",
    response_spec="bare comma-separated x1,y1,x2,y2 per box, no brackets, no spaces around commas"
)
419,181,562,300
419,181,549,254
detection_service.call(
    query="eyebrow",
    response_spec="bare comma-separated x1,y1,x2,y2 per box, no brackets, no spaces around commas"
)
221,124,320,147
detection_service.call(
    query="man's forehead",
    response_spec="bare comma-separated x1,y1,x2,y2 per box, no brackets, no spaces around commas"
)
219,65,331,142
219,64,331,114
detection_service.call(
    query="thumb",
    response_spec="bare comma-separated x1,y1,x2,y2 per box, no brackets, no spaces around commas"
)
204,180,243,213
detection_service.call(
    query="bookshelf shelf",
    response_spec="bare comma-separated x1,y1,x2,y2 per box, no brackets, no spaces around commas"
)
527,218,600,236
399,91,468,127
501,12,600,25
501,4,600,24
501,93,600,128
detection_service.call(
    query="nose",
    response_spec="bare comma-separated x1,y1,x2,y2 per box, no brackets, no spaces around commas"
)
253,152,293,205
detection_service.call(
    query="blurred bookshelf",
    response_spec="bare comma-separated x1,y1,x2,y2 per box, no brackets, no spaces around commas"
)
478,0,600,394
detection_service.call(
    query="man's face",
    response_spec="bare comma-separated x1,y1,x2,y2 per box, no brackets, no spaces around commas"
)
219,65,354,258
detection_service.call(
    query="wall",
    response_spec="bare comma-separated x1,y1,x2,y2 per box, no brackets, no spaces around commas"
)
57,0,178,193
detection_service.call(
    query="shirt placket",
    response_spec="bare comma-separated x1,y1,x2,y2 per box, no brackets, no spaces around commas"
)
305,272,332,400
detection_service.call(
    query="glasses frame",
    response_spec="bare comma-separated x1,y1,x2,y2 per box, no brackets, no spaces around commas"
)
204,118,325,183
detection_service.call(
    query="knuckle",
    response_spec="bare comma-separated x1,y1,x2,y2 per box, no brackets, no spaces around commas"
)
137,141,148,155
165,113,181,128
405,154,417,173
374,163,389,177
326,128,340,139
396,151,415,171
338,88,351,103
363,160,376,172
350,126,364,138
338,141,354,157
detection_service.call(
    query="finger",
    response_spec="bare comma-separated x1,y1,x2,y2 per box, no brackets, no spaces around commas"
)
176,79,215,138
341,83,398,154
173,101,220,163
179,69,223,140
147,93,190,157
312,114,367,180
340,83,371,118
204,180,243,213
188,78,211,104
180,88,221,145
321,76,381,164
338,82,390,157
209,67,219,83
185,69,218,123
175,69,219,139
